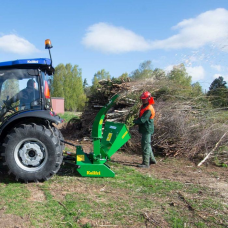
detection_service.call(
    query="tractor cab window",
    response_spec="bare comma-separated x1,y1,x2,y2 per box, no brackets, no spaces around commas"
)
41,71,52,110
0,69,41,123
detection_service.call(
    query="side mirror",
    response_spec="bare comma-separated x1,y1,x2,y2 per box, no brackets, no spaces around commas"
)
47,79,52,86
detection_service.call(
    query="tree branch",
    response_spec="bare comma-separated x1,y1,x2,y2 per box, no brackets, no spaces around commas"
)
198,130,228,166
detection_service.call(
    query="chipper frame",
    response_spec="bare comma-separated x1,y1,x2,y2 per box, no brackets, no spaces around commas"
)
74,94,131,177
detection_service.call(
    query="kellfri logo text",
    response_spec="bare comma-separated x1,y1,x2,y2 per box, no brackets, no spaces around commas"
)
27,60,38,64
87,171,101,175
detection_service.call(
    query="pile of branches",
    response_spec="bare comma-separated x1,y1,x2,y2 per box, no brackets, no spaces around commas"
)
64,79,143,139
153,100,228,162
64,78,228,165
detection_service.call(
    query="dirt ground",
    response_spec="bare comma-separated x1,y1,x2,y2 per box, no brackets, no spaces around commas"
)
112,152,228,201
0,139,227,228
64,138,228,202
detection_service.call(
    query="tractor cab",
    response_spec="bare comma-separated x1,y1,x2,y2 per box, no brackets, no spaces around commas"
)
0,60,53,124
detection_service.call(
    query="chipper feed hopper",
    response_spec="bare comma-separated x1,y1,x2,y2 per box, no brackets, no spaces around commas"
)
66,94,131,177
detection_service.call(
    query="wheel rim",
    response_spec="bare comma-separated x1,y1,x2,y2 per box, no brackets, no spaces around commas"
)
14,138,48,171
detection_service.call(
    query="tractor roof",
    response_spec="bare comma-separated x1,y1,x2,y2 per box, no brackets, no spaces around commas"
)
0,58,54,74
0,58,51,67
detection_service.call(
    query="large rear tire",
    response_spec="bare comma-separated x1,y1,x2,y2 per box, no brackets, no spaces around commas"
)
1,124,63,182
52,127,65,152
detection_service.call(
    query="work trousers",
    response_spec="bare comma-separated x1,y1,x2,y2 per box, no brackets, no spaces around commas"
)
141,133,156,166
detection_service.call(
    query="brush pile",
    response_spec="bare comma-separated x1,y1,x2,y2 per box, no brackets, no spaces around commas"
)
65,79,141,137
63,78,228,165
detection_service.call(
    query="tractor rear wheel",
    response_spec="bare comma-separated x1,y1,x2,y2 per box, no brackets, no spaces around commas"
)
1,124,63,182
52,127,65,152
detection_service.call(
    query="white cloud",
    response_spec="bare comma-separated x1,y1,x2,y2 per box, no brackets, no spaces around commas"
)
164,65,174,74
82,23,150,53
186,66,205,81
82,8,228,53
0,34,39,54
211,64,221,71
152,8,228,50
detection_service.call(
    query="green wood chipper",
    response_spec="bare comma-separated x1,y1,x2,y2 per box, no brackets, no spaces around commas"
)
63,94,131,177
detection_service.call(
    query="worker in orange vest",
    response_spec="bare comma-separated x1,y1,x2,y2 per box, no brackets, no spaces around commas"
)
133,91,156,168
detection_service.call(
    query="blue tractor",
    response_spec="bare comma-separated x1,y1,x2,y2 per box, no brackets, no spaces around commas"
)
0,40,64,182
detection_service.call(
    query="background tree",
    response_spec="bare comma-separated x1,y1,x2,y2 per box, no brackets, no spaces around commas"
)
207,76,228,108
191,82,203,96
209,76,227,91
91,69,111,93
118,72,129,81
52,63,86,111
63,64,73,110
51,64,64,97
130,60,153,80
71,65,86,111
167,64,192,87
83,78,88,89
152,68,166,80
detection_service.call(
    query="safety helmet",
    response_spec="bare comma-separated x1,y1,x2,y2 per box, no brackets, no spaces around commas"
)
140,91,151,99
140,91,155,104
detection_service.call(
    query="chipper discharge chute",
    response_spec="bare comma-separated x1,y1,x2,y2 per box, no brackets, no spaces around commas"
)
75,94,131,177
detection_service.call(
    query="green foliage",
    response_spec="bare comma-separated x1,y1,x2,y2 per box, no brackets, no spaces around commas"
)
207,76,228,108
167,63,192,87
117,72,129,81
130,60,154,80
147,65,205,101
51,64,65,97
93,69,111,81
191,82,203,96
209,76,227,90
91,69,111,93
126,115,135,128
153,68,166,80
52,63,86,111
83,78,88,89
58,111,80,122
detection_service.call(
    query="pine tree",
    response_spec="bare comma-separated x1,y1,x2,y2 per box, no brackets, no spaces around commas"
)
83,78,88,89
207,76,228,107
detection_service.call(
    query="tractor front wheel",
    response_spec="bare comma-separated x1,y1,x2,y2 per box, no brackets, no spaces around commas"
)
1,124,63,182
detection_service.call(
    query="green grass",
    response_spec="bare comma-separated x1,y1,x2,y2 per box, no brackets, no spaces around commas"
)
58,112,81,122
0,162,227,227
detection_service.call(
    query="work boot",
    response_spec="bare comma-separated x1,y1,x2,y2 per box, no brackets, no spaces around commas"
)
137,164,149,168
150,160,157,165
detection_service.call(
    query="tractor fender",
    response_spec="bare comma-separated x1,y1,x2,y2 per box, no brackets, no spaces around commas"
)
0,110,62,135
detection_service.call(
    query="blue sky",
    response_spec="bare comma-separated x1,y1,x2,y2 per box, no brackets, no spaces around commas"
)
1,1,228,90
